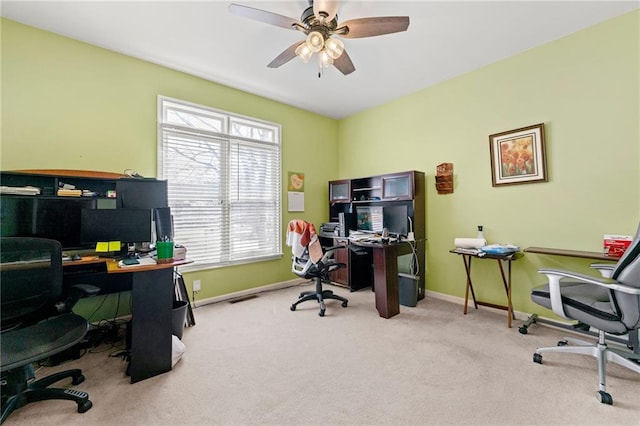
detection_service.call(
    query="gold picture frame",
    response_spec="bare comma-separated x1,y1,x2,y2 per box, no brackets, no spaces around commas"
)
489,123,547,187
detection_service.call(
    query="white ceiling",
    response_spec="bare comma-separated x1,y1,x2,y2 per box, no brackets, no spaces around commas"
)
2,1,638,119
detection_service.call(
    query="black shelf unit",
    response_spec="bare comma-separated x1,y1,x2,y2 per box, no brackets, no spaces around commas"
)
327,171,426,298
1,170,168,251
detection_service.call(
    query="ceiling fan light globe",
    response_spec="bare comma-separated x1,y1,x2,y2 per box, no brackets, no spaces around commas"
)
295,43,313,63
306,31,324,52
318,50,334,68
324,37,344,60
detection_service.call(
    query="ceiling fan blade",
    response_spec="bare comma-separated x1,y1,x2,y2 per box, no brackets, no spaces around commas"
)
336,16,410,39
229,3,301,30
333,49,355,75
267,41,305,68
313,0,339,22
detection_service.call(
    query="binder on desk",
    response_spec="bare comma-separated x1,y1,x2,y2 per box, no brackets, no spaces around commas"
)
481,244,520,255
452,247,484,256
117,257,157,268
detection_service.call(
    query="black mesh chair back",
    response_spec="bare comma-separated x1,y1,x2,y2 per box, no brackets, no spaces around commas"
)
0,237,93,422
1,237,63,329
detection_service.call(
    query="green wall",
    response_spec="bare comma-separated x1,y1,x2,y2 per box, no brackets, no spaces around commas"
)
1,18,338,317
2,11,639,321
338,10,640,317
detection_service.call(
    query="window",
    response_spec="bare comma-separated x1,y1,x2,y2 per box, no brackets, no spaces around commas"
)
158,96,282,270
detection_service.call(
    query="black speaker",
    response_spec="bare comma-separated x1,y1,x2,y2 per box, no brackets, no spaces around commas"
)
154,207,173,241
338,212,356,237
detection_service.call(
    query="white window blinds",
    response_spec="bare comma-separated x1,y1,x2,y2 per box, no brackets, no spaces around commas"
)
158,96,282,270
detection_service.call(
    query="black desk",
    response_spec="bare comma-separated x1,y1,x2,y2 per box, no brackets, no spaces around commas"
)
350,240,420,318
449,249,522,328
64,257,191,383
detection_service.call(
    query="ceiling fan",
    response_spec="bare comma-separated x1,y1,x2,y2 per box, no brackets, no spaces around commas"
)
228,0,410,76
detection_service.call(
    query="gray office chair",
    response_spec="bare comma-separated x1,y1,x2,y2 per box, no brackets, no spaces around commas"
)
1,237,97,423
287,220,348,317
530,224,640,405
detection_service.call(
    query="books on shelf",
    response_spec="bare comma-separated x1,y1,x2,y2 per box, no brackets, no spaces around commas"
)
2,185,99,198
57,188,82,197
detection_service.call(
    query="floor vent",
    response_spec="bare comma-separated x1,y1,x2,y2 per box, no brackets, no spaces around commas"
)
228,295,258,304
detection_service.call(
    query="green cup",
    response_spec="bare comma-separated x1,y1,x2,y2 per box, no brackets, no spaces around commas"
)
156,241,174,263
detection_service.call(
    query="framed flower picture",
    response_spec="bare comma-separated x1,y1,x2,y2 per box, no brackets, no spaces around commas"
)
489,123,547,186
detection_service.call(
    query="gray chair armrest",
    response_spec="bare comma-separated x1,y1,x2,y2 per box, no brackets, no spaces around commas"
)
589,263,615,278
538,268,640,319
321,245,346,263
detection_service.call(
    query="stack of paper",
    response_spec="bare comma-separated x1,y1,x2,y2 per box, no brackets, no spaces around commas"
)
0,185,41,195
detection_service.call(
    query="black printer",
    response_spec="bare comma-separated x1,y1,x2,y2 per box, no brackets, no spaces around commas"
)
319,222,339,238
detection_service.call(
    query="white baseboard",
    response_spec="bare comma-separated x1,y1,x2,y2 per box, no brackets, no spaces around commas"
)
191,279,303,308
425,289,538,322
193,284,538,321
192,283,565,328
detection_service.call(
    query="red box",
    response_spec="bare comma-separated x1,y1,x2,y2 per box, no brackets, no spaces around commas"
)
603,234,633,257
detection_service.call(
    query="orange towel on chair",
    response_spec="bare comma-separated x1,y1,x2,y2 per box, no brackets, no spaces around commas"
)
286,220,323,264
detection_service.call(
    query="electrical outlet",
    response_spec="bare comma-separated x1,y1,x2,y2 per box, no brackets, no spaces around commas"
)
193,279,201,292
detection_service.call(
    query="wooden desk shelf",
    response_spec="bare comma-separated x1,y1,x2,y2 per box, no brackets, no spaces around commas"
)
524,246,620,262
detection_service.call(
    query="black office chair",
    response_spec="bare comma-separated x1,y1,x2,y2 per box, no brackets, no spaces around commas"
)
530,224,640,405
1,237,96,423
287,220,348,317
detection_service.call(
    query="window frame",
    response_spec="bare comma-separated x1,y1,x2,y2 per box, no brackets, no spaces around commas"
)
157,95,282,272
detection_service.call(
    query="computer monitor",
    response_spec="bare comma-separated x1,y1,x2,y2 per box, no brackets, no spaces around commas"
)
116,179,168,209
154,207,173,242
80,209,152,252
1,197,97,250
383,205,409,236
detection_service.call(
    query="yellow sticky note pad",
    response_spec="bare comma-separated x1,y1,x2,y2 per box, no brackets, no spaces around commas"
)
108,241,121,251
95,242,109,252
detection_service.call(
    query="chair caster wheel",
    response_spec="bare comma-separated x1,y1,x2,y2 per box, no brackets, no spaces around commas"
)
557,340,568,346
341,301,348,308
533,353,543,364
290,305,296,311
518,325,528,334
78,400,93,413
319,310,325,317
597,391,613,405
72,374,85,385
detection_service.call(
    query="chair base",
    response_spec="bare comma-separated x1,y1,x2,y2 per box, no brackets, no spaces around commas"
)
533,331,640,405
1,365,92,423
290,278,348,317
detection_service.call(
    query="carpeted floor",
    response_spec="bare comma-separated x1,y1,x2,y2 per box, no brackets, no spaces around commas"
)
4,282,640,425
